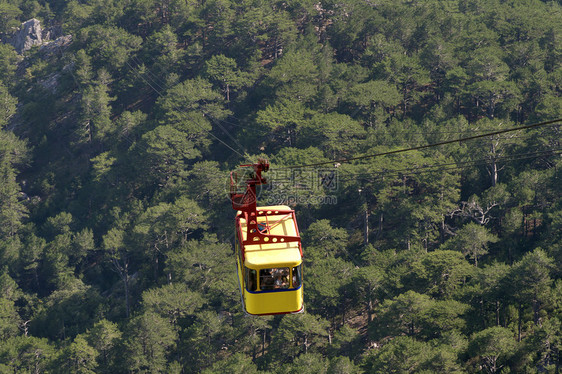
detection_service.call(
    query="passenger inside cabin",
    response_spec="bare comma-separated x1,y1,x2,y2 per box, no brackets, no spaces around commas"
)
260,269,274,290
292,265,301,288
260,268,290,290
280,269,289,288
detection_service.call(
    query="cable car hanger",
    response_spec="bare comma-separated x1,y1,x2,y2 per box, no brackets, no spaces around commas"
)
230,159,302,260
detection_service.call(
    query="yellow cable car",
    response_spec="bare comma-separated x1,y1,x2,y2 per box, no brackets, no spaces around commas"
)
230,161,304,315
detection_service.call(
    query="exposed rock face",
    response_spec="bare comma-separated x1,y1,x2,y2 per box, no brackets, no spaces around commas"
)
10,18,43,54
39,35,73,56
42,25,63,42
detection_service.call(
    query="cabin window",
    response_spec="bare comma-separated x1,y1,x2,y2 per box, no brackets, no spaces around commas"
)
292,265,302,288
259,268,290,290
246,268,257,291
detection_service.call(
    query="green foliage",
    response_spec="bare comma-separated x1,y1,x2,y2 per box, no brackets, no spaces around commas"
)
165,235,238,306
181,309,234,372
79,75,115,145
302,219,349,261
0,297,20,340
0,335,54,373
305,257,354,317
0,44,18,87
0,123,29,240
0,0,561,372
441,222,498,267
204,54,250,101
327,355,362,374
0,3,22,34
127,124,200,192
30,278,103,340
264,48,319,102
141,283,203,324
90,152,117,183
370,290,469,340
343,80,401,126
468,326,517,373
507,248,555,328
0,84,17,129
277,352,329,374
123,311,178,373
77,25,142,71
269,313,329,361
83,319,121,373
362,336,428,372
155,77,230,138
0,160,28,238
134,196,208,251
407,250,473,299
301,112,365,159
201,352,259,374
255,98,312,150
53,335,99,374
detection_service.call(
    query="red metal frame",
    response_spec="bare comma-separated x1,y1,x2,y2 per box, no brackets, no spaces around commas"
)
230,159,302,262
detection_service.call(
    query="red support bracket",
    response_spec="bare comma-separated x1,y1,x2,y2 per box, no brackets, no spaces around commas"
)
231,160,302,262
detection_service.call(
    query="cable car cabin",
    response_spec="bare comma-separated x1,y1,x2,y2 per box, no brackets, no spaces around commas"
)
234,206,303,315
230,160,304,316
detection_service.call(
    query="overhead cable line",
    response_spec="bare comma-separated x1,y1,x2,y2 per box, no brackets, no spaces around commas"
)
130,56,169,92
129,58,168,92
335,148,562,181
127,58,254,152
126,59,257,163
269,148,560,184
277,118,562,170
124,54,561,172
124,55,561,172
125,60,250,161
358,151,562,181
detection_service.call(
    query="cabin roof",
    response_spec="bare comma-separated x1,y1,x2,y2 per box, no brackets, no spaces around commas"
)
238,205,302,268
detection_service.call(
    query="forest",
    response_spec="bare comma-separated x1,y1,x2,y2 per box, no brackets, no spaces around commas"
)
0,0,561,372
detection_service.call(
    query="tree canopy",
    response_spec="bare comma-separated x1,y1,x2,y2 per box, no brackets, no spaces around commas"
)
0,0,561,372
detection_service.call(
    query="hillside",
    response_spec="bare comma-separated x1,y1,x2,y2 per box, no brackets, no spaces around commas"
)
0,0,561,372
